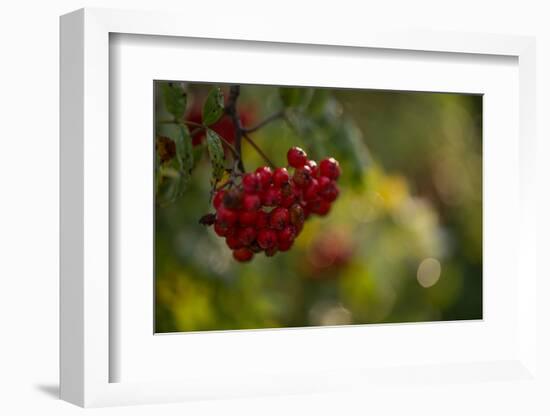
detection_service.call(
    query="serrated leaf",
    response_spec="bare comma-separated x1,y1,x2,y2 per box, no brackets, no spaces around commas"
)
175,124,194,178
202,87,225,126
206,129,225,184
155,123,193,202
279,87,314,109
161,82,187,119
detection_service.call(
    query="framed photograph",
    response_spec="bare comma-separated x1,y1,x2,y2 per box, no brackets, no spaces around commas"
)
60,8,538,408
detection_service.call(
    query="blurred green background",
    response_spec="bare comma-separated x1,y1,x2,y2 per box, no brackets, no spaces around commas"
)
154,82,482,333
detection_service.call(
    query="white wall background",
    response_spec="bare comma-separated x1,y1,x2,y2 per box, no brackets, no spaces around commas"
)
0,0,548,415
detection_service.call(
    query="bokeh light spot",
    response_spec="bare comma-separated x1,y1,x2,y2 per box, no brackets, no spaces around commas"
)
417,258,441,288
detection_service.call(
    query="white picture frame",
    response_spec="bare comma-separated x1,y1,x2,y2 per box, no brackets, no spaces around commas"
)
60,7,538,408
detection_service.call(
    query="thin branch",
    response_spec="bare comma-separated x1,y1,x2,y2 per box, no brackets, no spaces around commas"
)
182,120,203,129
243,133,275,168
189,126,204,137
242,110,285,134
226,85,245,173
217,135,239,159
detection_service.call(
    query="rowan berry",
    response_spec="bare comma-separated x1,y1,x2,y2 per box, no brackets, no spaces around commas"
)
319,157,341,180
242,172,260,193
303,178,320,201
257,229,277,249
217,206,238,226
237,226,257,246
239,210,258,226
256,210,270,228
306,160,319,177
213,190,225,209
214,220,231,237
242,193,261,211
261,187,282,206
287,146,308,168
278,225,296,245
289,203,305,227
273,167,290,187
270,207,290,230
226,234,243,249
310,199,331,216
321,181,339,202
255,166,273,189
223,188,243,209
233,247,254,262
293,165,313,188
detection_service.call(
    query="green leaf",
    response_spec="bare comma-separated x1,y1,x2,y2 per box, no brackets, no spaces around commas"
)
161,82,187,119
174,124,194,179
155,123,194,203
202,87,225,126
279,87,314,109
205,129,226,184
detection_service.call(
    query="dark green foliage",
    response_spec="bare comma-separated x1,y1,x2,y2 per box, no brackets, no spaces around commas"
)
161,82,187,119
205,129,225,184
202,87,225,126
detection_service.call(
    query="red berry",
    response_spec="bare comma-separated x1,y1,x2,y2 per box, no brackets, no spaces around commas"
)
242,193,261,211
233,247,253,262
217,206,238,225
237,226,257,246
303,178,320,201
261,187,282,206
293,165,313,188
278,225,296,245
273,167,290,187
287,146,308,168
214,220,231,237
280,194,296,208
249,241,263,253
257,229,277,249
242,172,260,193
213,190,225,209
289,203,305,227
278,240,293,252
306,160,319,177
280,181,293,197
226,234,243,249
265,246,278,257
317,175,331,191
223,188,244,209
256,211,270,228
255,166,273,189
319,157,341,180
310,199,331,216
270,207,290,230
239,210,258,226
321,181,339,202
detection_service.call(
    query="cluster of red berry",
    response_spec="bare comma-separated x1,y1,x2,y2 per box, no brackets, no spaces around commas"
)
204,147,341,262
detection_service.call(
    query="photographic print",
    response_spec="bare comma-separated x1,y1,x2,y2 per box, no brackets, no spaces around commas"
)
154,82,482,333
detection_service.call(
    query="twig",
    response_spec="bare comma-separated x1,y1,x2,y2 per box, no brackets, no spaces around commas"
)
242,110,285,134
226,85,245,173
217,135,240,159
243,133,275,168
189,126,204,137
182,120,204,129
